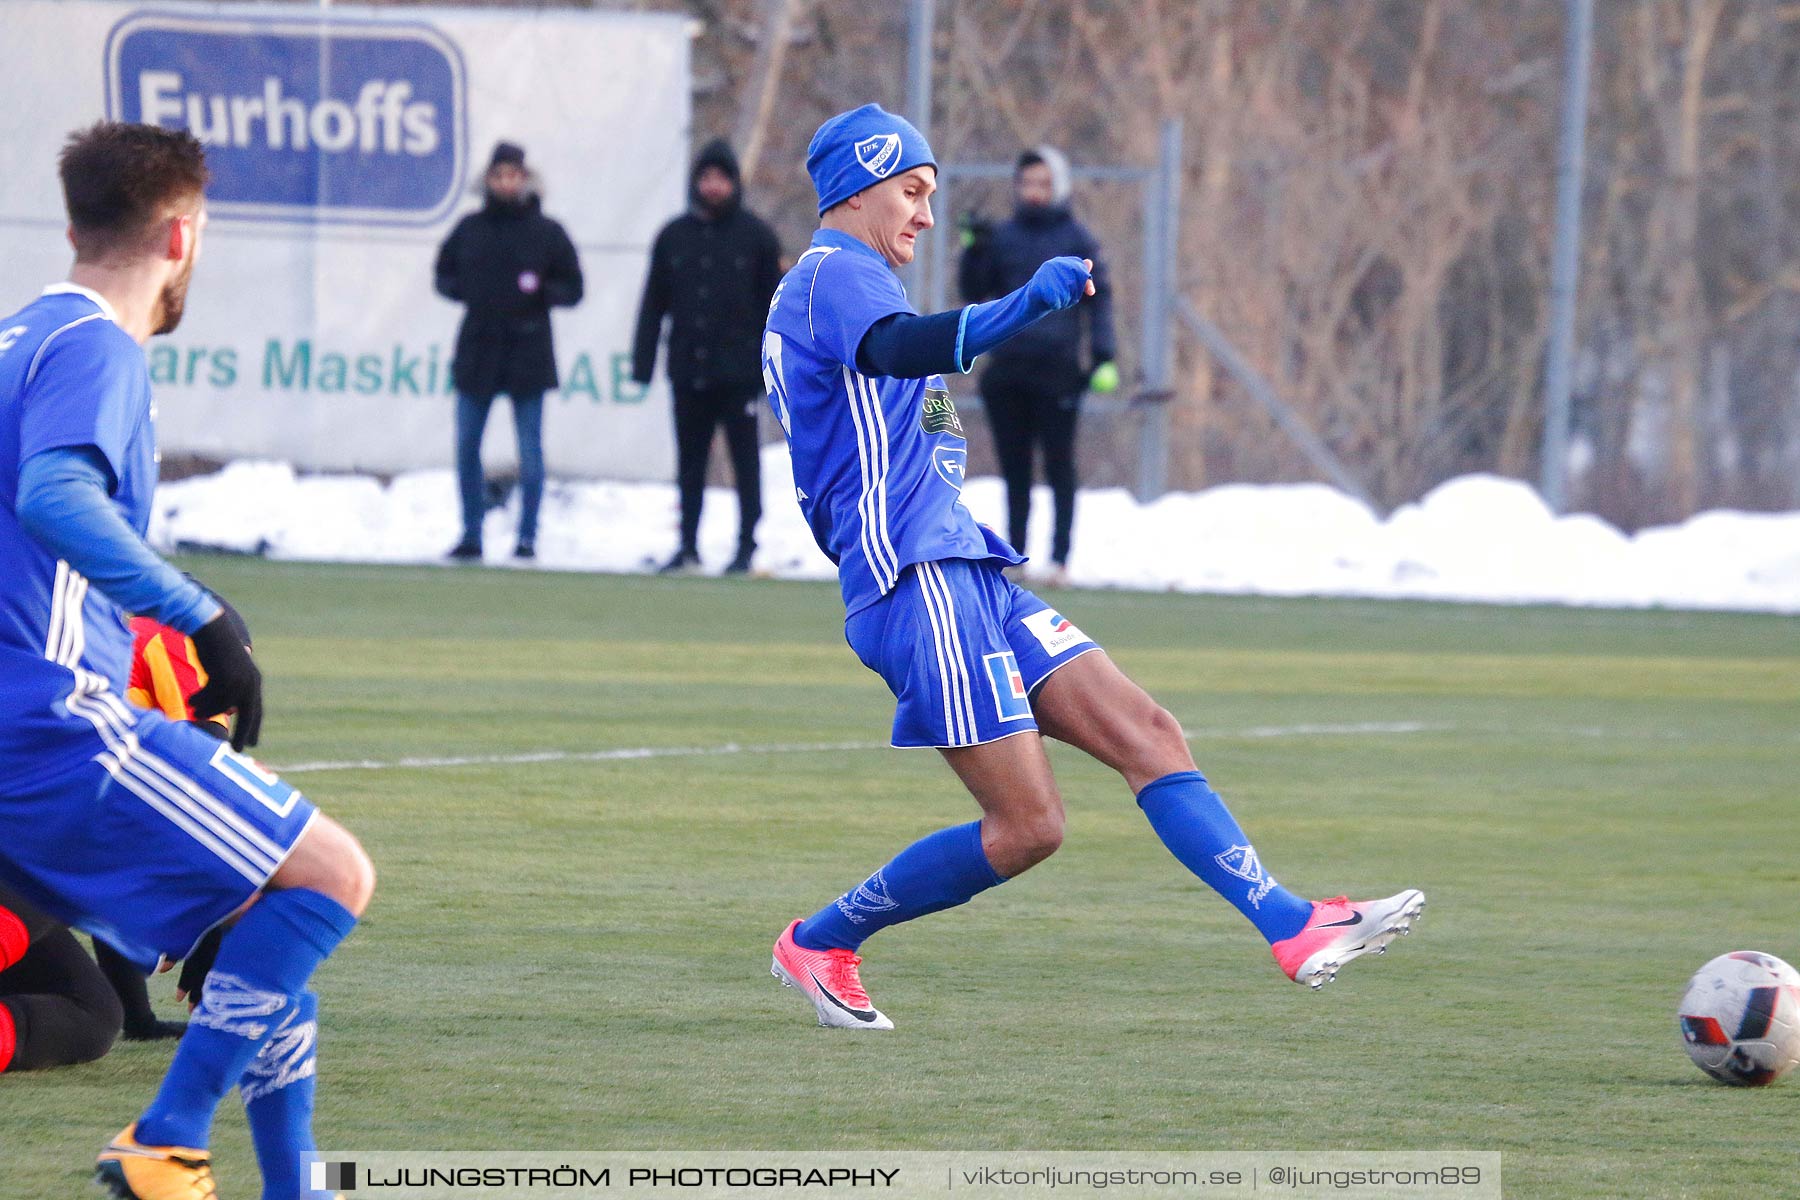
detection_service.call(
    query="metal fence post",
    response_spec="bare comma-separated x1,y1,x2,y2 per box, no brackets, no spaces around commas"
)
1135,117,1181,503
1539,0,1595,512
902,0,936,299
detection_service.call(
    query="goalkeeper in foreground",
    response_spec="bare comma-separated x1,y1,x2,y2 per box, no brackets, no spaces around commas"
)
762,105,1426,1029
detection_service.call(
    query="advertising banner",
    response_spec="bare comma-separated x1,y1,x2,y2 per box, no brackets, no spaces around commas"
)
0,1,691,479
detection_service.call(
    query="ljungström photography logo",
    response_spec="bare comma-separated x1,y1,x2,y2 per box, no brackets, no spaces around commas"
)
311,1159,356,1192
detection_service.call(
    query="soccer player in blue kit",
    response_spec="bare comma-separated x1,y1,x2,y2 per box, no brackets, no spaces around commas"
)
0,123,373,1199
764,106,1425,1029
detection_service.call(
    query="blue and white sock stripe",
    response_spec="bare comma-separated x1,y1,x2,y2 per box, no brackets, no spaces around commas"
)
917,562,979,746
841,368,900,593
44,560,89,669
64,690,281,884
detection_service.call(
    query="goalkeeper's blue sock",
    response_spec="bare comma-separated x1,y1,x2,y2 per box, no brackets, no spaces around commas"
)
242,991,320,1200
136,890,355,1150
794,821,1004,952
1137,771,1314,943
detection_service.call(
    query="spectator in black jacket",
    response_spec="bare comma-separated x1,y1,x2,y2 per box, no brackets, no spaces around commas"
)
959,145,1117,585
632,139,783,575
435,142,584,562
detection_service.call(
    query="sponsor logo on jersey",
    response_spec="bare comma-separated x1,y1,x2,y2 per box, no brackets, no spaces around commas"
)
855,132,903,178
920,381,963,436
932,446,967,490
106,11,466,225
1021,608,1087,657
983,651,1033,722
1213,844,1278,909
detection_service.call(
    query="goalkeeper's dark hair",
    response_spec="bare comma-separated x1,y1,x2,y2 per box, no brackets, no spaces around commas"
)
59,122,209,264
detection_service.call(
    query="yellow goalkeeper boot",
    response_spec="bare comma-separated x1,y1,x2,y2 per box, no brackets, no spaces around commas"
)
95,1123,217,1200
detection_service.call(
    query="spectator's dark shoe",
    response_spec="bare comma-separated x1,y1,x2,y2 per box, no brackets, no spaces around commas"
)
724,545,755,575
448,540,483,561
514,540,536,561
658,549,701,575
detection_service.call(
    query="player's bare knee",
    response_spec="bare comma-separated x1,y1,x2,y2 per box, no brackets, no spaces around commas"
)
1141,703,1192,767
1011,808,1065,869
336,833,376,917
275,816,376,916
1027,812,1065,864
319,823,376,916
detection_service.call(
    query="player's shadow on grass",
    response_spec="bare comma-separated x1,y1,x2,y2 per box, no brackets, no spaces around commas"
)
1651,1074,1793,1091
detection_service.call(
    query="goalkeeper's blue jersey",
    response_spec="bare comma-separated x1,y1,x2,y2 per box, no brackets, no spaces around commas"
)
762,230,1021,616
0,285,157,785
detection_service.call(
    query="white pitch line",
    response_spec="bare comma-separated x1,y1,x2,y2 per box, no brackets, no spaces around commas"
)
272,722,1448,775
1228,720,1450,739
275,739,887,774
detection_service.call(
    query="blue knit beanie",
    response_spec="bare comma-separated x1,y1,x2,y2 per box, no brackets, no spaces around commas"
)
806,104,937,215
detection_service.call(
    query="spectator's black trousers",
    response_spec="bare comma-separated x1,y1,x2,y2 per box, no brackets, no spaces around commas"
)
980,361,1083,565
673,382,762,555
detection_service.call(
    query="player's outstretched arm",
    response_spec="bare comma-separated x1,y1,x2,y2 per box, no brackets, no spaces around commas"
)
16,445,263,750
855,256,1095,380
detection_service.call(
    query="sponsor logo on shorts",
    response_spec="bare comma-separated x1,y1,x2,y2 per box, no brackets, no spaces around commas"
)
983,651,1033,722
1021,608,1087,657
211,744,304,818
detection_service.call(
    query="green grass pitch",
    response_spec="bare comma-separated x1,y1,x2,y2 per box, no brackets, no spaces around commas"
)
3,559,1795,1197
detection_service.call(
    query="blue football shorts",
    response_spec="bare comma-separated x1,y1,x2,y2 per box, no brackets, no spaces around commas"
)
846,557,1103,749
0,688,316,969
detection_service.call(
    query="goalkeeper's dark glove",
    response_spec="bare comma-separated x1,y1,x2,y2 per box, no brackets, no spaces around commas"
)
175,925,225,1011
187,608,263,751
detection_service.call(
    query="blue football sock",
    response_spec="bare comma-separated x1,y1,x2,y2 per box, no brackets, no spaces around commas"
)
1136,770,1315,943
136,890,356,1151
242,991,320,1200
794,820,1004,952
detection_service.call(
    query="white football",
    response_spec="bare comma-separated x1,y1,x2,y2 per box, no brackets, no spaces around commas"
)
1676,951,1800,1087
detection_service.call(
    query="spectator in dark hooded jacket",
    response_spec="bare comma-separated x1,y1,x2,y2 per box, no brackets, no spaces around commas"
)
435,141,584,562
959,145,1117,585
632,139,783,575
